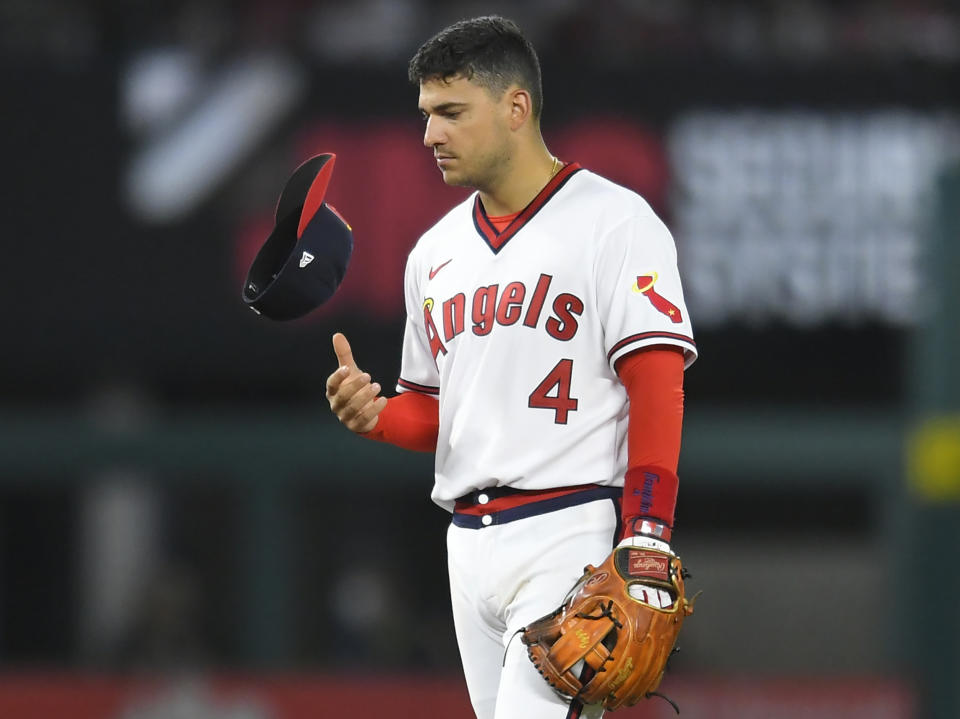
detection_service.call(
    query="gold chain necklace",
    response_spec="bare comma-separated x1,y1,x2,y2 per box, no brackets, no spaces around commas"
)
550,155,561,177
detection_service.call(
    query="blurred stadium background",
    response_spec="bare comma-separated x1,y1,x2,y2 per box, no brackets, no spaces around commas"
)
1,0,959,717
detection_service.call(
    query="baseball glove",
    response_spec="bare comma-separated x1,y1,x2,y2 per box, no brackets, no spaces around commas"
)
521,544,694,712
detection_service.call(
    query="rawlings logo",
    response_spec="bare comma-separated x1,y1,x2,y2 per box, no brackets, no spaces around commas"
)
575,628,591,649
628,551,669,581
585,571,609,587
608,657,635,692
633,557,666,572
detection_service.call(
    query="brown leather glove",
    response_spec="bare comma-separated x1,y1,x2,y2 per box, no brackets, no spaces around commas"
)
521,545,694,712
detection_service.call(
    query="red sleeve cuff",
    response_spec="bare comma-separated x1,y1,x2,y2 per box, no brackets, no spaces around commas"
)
621,465,679,539
361,391,439,453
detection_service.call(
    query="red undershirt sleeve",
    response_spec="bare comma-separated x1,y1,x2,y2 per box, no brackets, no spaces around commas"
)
614,345,685,540
360,390,439,453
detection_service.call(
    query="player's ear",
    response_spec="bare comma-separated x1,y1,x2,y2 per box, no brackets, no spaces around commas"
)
506,87,532,130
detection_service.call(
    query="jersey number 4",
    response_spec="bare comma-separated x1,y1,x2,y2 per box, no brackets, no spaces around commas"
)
528,359,579,424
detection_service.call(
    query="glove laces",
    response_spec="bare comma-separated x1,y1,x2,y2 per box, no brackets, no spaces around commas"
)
575,599,623,629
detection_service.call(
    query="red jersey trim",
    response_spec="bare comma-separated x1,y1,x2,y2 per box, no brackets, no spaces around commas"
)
471,162,582,254
397,378,440,395
607,331,696,361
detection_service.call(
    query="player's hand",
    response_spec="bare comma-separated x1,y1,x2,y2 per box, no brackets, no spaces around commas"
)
616,534,677,608
326,332,388,433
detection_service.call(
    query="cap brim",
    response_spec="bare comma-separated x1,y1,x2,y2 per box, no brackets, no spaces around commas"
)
274,153,336,226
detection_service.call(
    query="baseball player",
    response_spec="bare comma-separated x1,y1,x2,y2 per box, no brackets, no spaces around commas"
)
325,16,696,719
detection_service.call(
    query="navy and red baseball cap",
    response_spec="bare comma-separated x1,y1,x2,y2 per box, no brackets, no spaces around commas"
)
242,153,353,320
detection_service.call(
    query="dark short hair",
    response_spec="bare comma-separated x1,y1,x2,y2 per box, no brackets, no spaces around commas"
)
408,16,544,119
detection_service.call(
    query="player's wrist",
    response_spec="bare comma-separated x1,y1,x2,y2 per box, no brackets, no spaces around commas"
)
618,516,673,552
621,465,678,531
616,534,672,554
623,515,672,541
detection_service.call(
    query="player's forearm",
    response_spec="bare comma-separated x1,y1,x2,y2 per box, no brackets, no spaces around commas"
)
616,346,685,542
360,390,439,452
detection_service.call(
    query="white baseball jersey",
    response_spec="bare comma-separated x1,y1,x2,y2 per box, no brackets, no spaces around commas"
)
397,164,697,511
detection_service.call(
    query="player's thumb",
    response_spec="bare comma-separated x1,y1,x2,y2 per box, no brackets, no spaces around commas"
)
332,332,359,371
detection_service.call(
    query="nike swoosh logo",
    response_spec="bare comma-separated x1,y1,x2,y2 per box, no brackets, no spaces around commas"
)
429,259,453,280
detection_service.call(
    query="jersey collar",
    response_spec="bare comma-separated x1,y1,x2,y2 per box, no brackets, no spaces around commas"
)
472,162,582,254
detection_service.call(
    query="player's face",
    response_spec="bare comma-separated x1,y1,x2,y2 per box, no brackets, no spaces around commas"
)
418,75,513,190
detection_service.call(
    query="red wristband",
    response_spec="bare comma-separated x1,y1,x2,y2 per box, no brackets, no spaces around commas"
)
621,464,679,535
